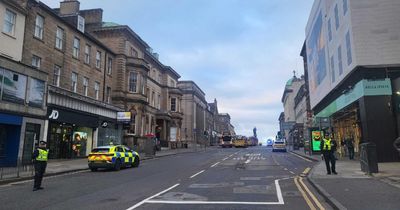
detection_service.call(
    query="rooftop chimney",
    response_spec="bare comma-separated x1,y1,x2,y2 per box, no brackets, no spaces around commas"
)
59,0,80,16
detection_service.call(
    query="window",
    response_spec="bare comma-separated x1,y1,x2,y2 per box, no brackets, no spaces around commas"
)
170,79,176,87
331,55,335,83
31,55,41,68
158,94,161,109
346,31,353,65
83,77,89,96
3,9,16,35
328,19,332,41
71,72,78,92
171,98,177,112
53,65,61,86
129,72,137,92
107,58,112,75
343,0,348,15
151,91,155,106
130,115,136,134
34,15,44,39
73,38,80,58
55,27,64,50
77,15,85,33
96,51,101,68
338,46,343,75
28,78,45,108
84,45,91,64
94,81,100,100
130,47,138,57
334,5,340,30
1,69,27,104
106,86,111,103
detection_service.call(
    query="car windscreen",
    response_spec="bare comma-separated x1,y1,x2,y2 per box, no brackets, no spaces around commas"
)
91,148,110,153
274,142,285,144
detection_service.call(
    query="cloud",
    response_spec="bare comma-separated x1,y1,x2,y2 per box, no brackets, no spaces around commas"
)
38,0,314,141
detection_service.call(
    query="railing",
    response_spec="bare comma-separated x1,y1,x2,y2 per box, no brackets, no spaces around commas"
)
0,159,34,180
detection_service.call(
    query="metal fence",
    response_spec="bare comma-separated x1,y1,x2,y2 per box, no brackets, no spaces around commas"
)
0,159,34,180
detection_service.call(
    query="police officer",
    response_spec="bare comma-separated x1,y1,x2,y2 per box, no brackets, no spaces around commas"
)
320,132,338,175
32,141,49,191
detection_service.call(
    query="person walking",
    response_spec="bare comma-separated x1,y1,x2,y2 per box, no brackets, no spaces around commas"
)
320,132,338,175
345,135,355,160
32,141,49,191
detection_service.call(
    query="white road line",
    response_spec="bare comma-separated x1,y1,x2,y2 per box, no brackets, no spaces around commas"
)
126,183,180,210
222,157,229,161
289,171,295,175
145,200,283,205
190,170,205,178
289,152,313,162
275,179,285,204
210,162,220,168
244,159,251,164
144,179,285,205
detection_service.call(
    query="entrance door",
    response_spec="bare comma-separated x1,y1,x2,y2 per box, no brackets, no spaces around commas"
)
48,124,73,159
22,123,41,165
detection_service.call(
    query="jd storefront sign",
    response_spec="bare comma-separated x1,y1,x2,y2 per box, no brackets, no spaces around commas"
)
47,107,98,128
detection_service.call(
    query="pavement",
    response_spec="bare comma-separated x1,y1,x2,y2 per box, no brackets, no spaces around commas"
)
291,148,400,210
0,146,209,185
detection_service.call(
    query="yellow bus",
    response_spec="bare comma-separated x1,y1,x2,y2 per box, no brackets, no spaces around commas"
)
233,136,248,148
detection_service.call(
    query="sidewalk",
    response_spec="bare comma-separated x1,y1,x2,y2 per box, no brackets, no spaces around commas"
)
0,146,207,185
292,148,400,210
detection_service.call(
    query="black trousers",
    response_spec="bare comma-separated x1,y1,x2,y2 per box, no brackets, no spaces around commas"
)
322,152,336,174
347,147,355,159
34,161,47,188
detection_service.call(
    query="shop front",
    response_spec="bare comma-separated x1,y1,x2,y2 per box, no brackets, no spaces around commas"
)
47,107,97,159
316,78,399,162
0,113,22,166
97,119,123,146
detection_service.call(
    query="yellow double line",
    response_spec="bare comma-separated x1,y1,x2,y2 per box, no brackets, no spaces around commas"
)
294,167,325,210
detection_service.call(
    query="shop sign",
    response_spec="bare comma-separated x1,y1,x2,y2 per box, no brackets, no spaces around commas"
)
48,109,59,120
316,79,392,118
117,112,131,122
311,130,322,152
101,121,108,128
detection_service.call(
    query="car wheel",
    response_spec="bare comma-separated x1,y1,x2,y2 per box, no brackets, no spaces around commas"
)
132,157,140,168
90,167,97,172
114,159,121,171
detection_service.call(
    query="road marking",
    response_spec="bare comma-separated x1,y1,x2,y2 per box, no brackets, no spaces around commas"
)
294,177,316,210
244,159,251,164
289,152,313,162
302,167,311,175
190,170,205,178
299,177,325,210
211,162,220,168
289,171,295,175
144,179,285,205
126,183,180,210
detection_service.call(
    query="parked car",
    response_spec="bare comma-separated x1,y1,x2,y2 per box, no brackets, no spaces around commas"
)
266,139,274,147
88,145,140,171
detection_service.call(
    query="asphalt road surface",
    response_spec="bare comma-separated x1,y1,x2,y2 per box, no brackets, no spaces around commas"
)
0,146,331,210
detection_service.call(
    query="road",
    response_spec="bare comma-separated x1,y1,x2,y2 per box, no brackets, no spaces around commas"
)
0,146,331,210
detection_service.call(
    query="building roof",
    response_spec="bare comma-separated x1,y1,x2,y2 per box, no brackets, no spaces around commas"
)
102,22,120,27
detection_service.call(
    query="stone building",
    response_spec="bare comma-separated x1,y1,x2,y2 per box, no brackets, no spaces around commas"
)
19,0,123,159
0,0,48,166
80,7,183,150
206,99,219,145
178,81,207,147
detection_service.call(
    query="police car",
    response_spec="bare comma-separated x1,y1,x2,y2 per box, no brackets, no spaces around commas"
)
88,145,140,171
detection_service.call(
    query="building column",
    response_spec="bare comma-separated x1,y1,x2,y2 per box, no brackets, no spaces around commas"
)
359,96,399,162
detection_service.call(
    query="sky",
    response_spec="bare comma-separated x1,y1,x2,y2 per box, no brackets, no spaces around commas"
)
41,0,314,143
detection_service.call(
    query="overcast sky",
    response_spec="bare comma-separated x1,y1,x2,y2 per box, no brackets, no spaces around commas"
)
41,0,314,142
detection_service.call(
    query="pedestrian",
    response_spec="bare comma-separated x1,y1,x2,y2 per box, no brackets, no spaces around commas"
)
32,141,49,191
320,132,338,175
345,135,355,160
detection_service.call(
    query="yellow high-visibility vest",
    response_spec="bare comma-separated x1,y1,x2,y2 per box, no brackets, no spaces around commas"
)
36,148,49,161
323,138,332,151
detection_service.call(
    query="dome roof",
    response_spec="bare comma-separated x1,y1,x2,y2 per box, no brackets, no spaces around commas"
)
285,78,294,87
